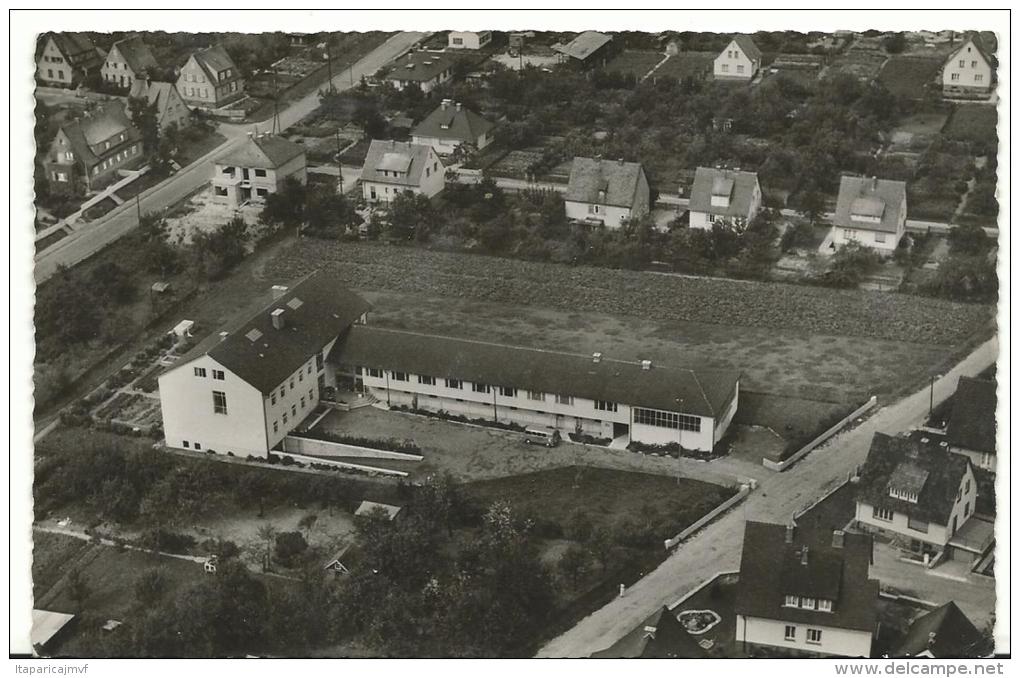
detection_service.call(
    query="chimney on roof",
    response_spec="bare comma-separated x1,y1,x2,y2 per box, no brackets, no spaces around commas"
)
641,359,652,371
271,284,288,300
642,625,657,640
801,546,809,565
592,352,602,364
271,308,286,330
832,530,845,549
785,524,795,544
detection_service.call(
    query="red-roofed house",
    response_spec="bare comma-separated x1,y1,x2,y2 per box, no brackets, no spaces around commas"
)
43,101,144,196
736,521,879,658
212,133,307,207
176,45,245,109
714,36,762,81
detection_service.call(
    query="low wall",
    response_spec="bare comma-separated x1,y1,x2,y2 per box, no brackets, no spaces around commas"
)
763,396,877,472
668,570,740,611
282,435,423,461
664,484,752,549
278,451,409,477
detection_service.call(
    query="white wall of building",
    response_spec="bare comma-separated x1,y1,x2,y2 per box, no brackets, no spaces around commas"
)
448,31,492,50
263,355,323,451
212,154,308,208
951,446,995,472
942,41,993,93
565,200,633,229
714,41,758,80
831,225,901,252
714,383,740,443
737,615,873,658
158,356,269,457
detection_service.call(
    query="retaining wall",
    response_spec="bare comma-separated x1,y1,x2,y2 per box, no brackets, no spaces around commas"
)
282,435,423,461
664,484,752,549
763,396,878,472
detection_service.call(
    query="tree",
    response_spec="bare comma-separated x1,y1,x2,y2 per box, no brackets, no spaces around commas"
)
256,523,277,572
192,216,249,280
566,509,594,543
297,513,318,538
35,266,101,347
352,100,387,138
90,261,136,305
68,569,92,613
138,212,178,277
274,531,309,567
302,186,360,238
557,543,593,588
881,32,908,54
261,176,306,227
948,223,993,257
821,241,883,288
384,192,439,242
590,526,616,572
134,567,170,607
128,96,160,156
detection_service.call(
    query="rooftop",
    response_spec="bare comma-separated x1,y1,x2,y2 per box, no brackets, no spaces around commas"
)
735,521,879,633
411,101,495,145
214,134,306,169
332,325,740,418
688,167,760,218
110,35,159,75
730,35,763,61
383,51,454,83
361,139,435,187
56,101,140,167
589,606,709,658
552,31,613,61
895,601,991,658
565,156,647,209
354,501,402,521
855,433,971,526
190,44,242,84
946,376,996,454
833,175,907,234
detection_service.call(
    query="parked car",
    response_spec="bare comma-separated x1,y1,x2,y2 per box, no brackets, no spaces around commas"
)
523,426,560,447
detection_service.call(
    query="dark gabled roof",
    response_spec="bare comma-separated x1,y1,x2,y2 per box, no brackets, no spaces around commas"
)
109,36,159,75
214,134,305,169
383,52,454,83
856,433,971,526
896,602,991,658
332,325,740,418
946,377,997,455
360,139,436,187
735,522,879,634
176,270,371,394
55,101,140,167
190,44,242,84
589,607,709,658
688,167,760,218
552,31,613,61
39,32,103,69
833,176,907,234
730,35,763,62
411,102,495,145
565,157,646,209
128,80,182,122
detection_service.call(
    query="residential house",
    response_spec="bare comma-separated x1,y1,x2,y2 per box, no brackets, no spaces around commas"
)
36,32,104,88
564,157,650,229
551,31,614,68
894,602,992,658
157,270,372,459
354,501,403,521
590,606,709,658
211,133,307,207
714,35,762,81
176,44,245,109
323,544,355,575
410,99,495,156
688,167,762,230
360,139,445,203
31,610,77,657
942,36,995,98
43,101,144,196
831,175,908,253
735,522,879,658
333,326,740,452
128,79,190,130
101,36,159,90
945,376,997,471
382,52,454,93
447,31,492,50
853,433,977,560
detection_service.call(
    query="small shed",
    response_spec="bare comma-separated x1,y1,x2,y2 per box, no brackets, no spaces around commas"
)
172,319,195,339
150,281,171,295
323,544,354,574
354,500,402,522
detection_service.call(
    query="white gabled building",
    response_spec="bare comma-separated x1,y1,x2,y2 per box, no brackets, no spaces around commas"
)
942,36,995,98
831,176,907,253
564,157,650,229
360,139,445,203
736,522,880,658
157,271,371,458
211,133,307,207
411,100,495,156
447,31,492,50
331,326,740,452
688,167,762,230
714,35,762,81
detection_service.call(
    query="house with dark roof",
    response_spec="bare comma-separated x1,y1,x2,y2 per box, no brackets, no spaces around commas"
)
43,101,144,196
942,35,995,99
332,325,740,451
564,157,650,229
360,139,445,203
101,36,159,90
157,270,372,458
176,44,245,109
211,133,307,207
381,51,454,93
853,433,977,558
945,376,997,471
411,100,495,156
831,175,908,253
551,31,615,68
36,32,104,88
129,79,190,131
714,35,762,81
590,606,709,658
735,521,879,658
895,601,992,658
688,167,762,230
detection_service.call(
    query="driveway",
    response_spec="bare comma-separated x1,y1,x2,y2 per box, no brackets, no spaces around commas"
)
34,32,425,283
536,335,997,657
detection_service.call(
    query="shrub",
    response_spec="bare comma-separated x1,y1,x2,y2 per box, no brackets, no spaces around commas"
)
274,531,309,567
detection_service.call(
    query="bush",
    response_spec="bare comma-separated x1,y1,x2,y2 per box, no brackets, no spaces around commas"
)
625,439,721,461
567,432,612,446
274,531,309,567
142,529,197,554
292,430,421,455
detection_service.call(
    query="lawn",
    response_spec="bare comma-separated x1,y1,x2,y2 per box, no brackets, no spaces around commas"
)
462,466,735,541
878,56,942,99
653,52,715,83
169,126,229,170
605,50,663,79
943,104,998,144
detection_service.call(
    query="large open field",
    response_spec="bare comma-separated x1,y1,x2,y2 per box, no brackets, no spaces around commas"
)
878,56,942,99
263,241,992,406
605,50,663,79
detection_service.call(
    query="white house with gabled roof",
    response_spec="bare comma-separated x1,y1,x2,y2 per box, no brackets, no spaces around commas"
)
360,139,445,203
714,35,762,81
831,175,907,253
942,36,995,98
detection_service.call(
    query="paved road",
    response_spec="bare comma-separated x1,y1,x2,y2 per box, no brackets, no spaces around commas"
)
34,32,425,284
536,335,998,658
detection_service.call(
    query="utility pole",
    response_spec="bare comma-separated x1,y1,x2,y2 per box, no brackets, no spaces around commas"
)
675,398,684,486
335,128,344,194
325,34,334,93
272,68,281,134
135,193,142,224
